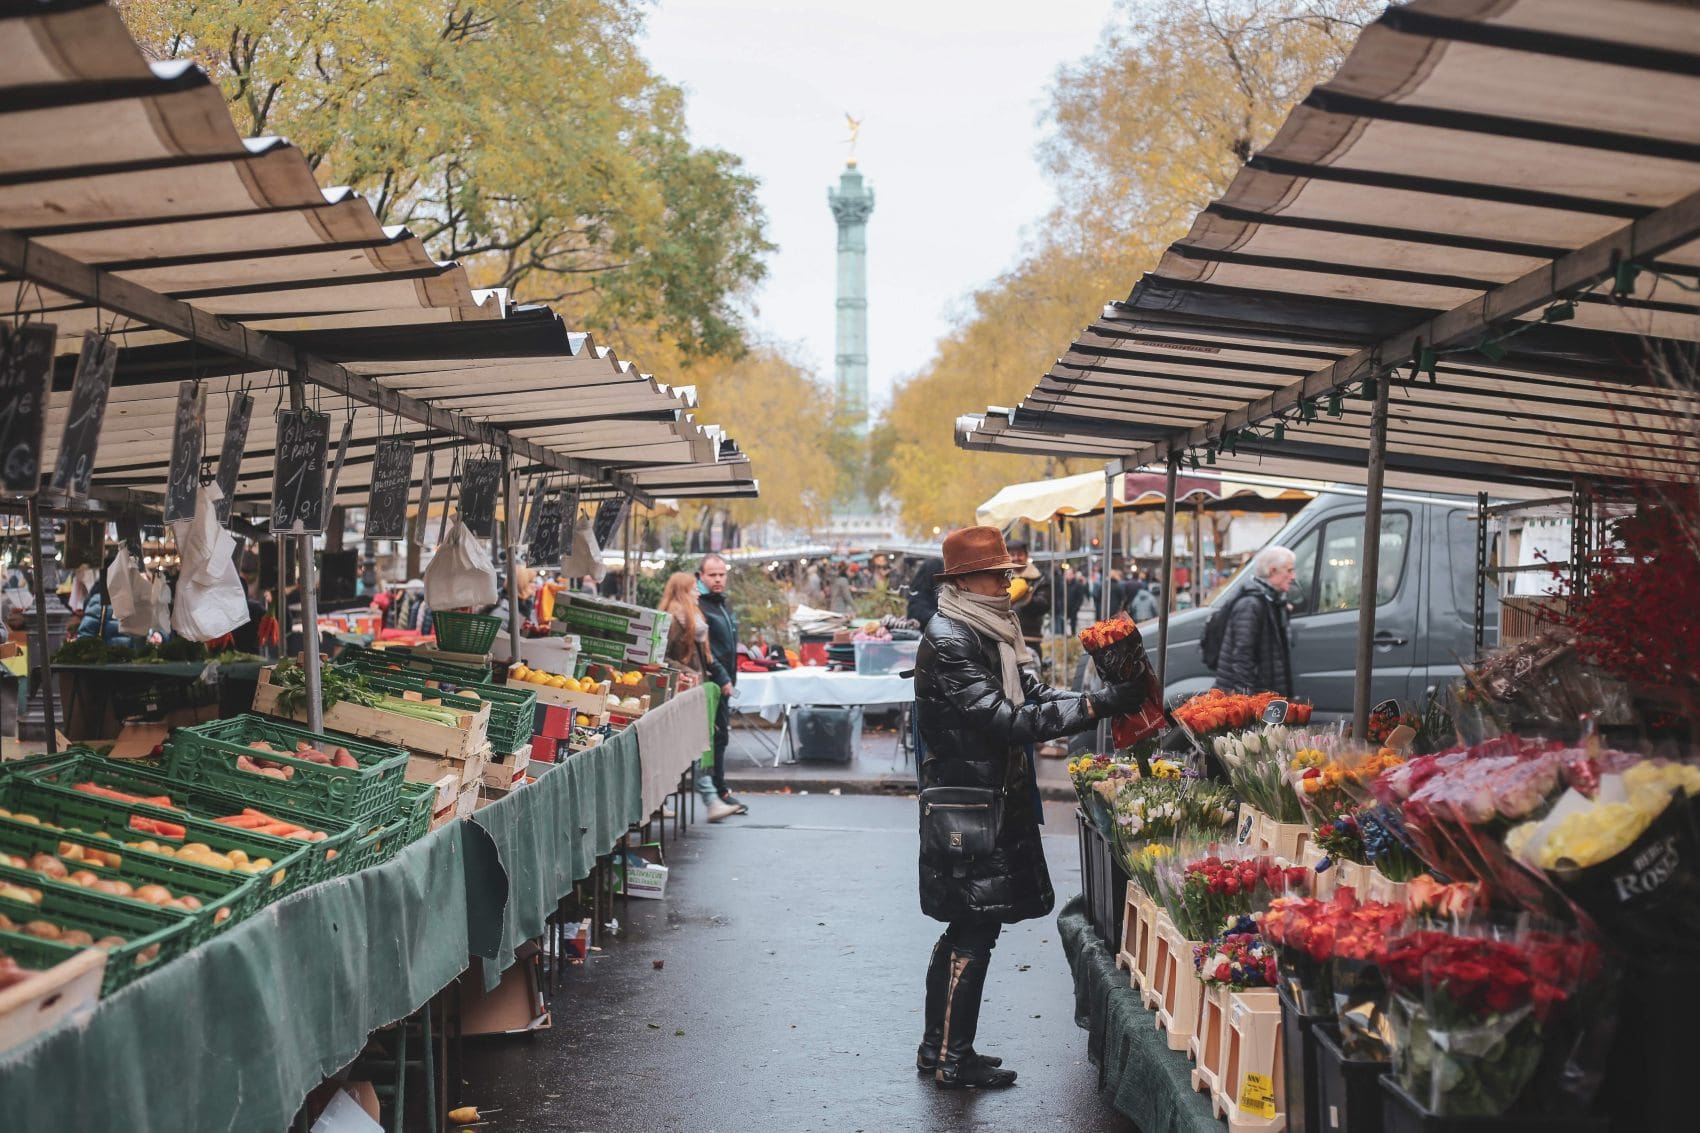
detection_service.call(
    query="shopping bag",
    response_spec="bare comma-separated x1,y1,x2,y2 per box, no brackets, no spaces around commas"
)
424,517,498,610
169,484,249,641
563,524,604,583
106,546,154,635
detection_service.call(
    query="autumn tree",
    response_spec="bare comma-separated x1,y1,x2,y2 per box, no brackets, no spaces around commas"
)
880,0,1376,534
117,0,771,360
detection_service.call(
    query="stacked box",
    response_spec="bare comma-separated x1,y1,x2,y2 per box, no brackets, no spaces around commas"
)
550,593,671,664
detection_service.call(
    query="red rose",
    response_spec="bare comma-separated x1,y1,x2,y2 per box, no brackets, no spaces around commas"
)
1215,962,1232,982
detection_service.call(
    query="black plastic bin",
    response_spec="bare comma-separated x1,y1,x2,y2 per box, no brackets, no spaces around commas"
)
1378,1076,1608,1133
1279,983,1332,1133
1314,1025,1387,1133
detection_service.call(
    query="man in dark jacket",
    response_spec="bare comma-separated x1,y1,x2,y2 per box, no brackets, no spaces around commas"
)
1214,545,1296,697
1005,539,1049,655
698,553,747,815
913,526,1147,1090
1064,568,1088,633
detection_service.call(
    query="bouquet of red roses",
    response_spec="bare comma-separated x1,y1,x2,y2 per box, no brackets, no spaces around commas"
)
1157,849,1308,943
1378,927,1599,1117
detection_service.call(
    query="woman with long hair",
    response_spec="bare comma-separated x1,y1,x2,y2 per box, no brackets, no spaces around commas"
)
659,571,736,822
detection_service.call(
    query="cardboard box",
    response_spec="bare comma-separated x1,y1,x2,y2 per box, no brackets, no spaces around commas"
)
613,841,668,900
107,722,171,760
529,734,565,765
457,954,550,1036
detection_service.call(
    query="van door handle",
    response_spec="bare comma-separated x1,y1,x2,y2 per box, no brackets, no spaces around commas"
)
1373,631,1409,648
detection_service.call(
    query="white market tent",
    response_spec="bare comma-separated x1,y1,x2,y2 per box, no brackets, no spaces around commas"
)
956,0,1700,733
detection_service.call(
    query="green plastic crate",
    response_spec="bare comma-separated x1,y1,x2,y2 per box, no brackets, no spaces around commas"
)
164,715,408,823
11,755,349,891
398,780,434,846
432,611,502,654
0,874,191,994
336,644,491,684
339,662,536,753
0,817,261,945
552,605,638,636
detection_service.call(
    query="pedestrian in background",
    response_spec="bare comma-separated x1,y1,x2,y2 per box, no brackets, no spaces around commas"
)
1005,539,1048,656
1064,567,1088,633
662,571,737,823
906,557,944,628
1213,545,1296,697
829,564,854,614
913,526,1149,1089
698,554,749,815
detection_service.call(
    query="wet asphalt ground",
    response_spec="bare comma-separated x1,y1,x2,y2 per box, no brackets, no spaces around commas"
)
460,793,1136,1133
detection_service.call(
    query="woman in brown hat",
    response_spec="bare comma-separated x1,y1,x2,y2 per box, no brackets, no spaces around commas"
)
912,526,1148,1089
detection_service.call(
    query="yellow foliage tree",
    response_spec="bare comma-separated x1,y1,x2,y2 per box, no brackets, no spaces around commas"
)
881,0,1376,535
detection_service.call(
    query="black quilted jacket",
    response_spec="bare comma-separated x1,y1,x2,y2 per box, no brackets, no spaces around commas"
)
914,612,1101,924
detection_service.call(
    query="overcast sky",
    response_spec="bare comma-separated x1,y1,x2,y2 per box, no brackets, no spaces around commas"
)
641,0,1117,414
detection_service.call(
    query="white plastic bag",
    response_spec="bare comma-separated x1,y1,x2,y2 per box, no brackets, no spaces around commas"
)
106,546,154,635
424,517,498,610
169,484,250,641
563,523,604,583
151,574,173,639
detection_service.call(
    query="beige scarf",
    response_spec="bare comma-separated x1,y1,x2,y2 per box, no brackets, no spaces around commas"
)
936,583,1030,707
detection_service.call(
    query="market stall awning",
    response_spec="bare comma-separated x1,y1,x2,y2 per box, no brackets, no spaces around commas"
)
0,0,756,510
959,0,1700,489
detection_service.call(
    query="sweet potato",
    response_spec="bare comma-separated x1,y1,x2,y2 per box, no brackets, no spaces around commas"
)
333,748,359,770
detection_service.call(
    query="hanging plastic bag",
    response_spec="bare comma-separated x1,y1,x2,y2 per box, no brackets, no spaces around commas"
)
169,484,250,641
424,517,498,610
151,573,173,639
563,523,604,583
106,546,154,635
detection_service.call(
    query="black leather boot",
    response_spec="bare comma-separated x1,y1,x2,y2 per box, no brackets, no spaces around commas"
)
916,937,1003,1073
933,950,1017,1089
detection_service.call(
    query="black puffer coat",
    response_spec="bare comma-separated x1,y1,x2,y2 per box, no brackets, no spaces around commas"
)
1213,578,1293,698
915,612,1101,924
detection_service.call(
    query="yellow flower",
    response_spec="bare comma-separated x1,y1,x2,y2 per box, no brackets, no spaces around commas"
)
1534,802,1654,869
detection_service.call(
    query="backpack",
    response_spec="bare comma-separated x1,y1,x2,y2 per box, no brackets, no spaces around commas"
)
1200,590,1254,671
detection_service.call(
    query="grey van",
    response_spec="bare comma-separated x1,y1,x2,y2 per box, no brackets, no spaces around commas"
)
1141,488,1499,722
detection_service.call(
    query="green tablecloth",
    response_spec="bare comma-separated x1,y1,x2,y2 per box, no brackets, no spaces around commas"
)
1059,895,1225,1133
469,726,644,988
0,820,476,1131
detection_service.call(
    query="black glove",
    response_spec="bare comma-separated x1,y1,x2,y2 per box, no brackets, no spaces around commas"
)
1090,677,1149,718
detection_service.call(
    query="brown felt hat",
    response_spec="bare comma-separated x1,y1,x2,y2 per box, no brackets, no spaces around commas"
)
938,526,1018,578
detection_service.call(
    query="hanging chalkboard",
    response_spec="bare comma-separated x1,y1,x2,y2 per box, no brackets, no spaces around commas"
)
527,490,568,566
269,408,330,533
163,381,206,522
49,331,118,498
0,322,57,495
366,437,415,539
213,390,253,524
411,450,435,546
459,457,502,538
520,474,545,545
592,495,629,549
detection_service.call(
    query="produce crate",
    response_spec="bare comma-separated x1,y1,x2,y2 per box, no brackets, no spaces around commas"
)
336,659,536,754
432,611,502,655
10,756,345,892
0,879,191,995
252,667,491,759
165,714,408,823
516,675,612,715
336,644,492,684
0,816,262,945
551,604,639,637
0,946,104,1054
397,780,435,846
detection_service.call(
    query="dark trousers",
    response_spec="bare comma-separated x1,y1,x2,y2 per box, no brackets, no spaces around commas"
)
939,919,1002,958
710,687,731,798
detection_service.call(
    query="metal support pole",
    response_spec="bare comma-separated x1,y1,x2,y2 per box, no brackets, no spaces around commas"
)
1192,501,1205,608
1473,491,1488,656
1351,378,1393,741
1156,455,1179,695
274,536,289,661
27,501,57,752
503,453,522,668
288,374,325,734
1099,462,1117,621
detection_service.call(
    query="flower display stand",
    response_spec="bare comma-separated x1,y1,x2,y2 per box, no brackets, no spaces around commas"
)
1214,987,1286,1132
1332,860,1370,896
1144,911,1176,1011
1117,880,1140,976
1236,802,1266,847
1260,816,1310,862
1364,872,1408,908
1190,982,1231,1094
1131,892,1159,993
1153,924,1203,1052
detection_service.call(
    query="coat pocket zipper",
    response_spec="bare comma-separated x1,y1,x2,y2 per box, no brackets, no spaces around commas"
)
924,802,988,815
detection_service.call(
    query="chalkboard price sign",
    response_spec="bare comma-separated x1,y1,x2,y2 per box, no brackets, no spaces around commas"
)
213,390,253,524
50,331,118,498
164,381,206,522
270,408,331,533
459,457,502,538
592,496,629,549
0,322,57,495
366,437,415,539
527,490,568,566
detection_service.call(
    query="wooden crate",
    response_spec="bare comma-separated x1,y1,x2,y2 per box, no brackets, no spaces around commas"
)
0,948,105,1056
1212,988,1286,1132
1191,983,1231,1093
252,667,490,758
407,745,489,791
514,676,612,715
480,747,531,791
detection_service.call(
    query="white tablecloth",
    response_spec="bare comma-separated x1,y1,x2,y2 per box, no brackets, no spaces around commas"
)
632,684,711,817
732,669,914,723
